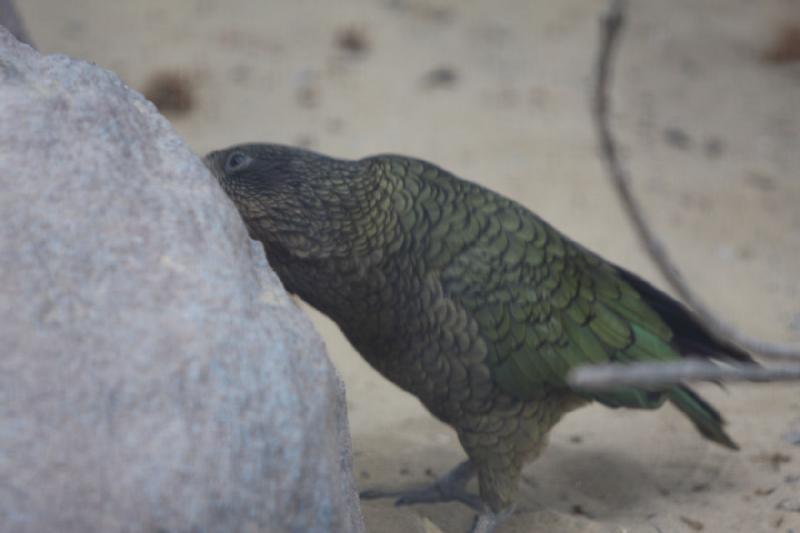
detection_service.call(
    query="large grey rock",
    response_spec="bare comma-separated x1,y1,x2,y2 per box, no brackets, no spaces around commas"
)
0,27,363,533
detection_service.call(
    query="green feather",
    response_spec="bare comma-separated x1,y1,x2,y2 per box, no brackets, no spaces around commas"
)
592,389,665,409
589,303,632,349
562,314,609,364
668,387,738,449
619,323,678,363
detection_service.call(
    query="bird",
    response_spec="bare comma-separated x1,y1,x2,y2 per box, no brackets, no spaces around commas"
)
204,143,751,532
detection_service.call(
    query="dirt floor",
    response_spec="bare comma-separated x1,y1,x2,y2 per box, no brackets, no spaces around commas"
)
18,0,800,531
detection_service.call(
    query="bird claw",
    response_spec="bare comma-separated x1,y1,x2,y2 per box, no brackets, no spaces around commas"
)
360,484,483,511
394,484,483,511
359,460,483,511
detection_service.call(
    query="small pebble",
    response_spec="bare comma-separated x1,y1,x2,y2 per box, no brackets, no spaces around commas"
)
663,127,691,150
571,504,592,517
679,515,704,531
422,66,458,88
703,137,724,158
142,70,194,116
776,497,800,513
335,27,370,54
763,24,800,63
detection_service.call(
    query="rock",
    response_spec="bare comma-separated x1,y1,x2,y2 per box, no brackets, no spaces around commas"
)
0,0,33,46
0,27,363,533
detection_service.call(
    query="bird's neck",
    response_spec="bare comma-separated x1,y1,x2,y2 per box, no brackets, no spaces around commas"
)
261,163,409,347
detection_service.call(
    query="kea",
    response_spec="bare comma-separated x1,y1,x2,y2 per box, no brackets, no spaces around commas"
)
204,144,751,532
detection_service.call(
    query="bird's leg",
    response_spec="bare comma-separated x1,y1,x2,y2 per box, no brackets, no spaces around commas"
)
359,459,482,510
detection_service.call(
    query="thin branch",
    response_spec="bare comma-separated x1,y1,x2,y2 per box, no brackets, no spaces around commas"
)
592,0,800,361
569,360,800,391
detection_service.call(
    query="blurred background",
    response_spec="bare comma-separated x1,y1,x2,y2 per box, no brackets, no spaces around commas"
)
15,1,800,531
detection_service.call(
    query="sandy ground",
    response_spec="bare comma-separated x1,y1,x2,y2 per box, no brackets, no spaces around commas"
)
18,0,800,531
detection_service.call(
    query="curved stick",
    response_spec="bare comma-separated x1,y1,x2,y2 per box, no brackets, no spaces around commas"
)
592,0,799,361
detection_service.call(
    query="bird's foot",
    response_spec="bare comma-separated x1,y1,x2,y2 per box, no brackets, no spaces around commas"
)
359,460,482,511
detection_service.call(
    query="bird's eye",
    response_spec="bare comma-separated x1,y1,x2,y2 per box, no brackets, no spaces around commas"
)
225,151,251,172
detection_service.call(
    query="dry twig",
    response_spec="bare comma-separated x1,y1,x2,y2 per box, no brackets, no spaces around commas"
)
570,360,800,391
570,0,800,389
591,0,799,362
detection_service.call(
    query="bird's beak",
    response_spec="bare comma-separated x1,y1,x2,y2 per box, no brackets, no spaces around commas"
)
201,152,215,169
202,151,221,178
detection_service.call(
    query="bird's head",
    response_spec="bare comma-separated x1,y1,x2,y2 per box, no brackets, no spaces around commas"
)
204,143,368,258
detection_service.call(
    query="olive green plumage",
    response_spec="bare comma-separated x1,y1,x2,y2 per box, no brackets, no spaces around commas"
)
205,143,751,516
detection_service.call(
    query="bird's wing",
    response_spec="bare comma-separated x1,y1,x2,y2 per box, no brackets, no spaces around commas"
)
439,197,704,409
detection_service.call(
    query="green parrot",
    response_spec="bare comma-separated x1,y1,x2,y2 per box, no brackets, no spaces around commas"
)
204,144,750,532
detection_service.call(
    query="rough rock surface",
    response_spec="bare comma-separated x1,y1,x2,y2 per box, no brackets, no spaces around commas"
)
0,27,363,533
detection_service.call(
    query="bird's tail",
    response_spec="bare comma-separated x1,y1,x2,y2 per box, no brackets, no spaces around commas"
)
668,387,738,450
